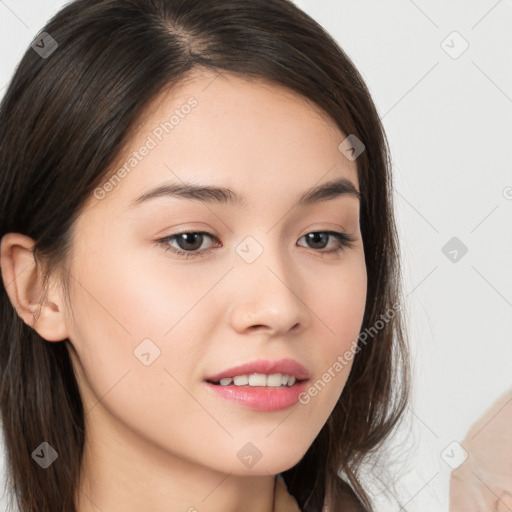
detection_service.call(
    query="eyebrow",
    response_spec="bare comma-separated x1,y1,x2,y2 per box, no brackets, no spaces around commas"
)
130,176,361,209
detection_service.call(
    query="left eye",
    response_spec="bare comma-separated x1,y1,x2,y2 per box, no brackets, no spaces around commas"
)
156,230,356,259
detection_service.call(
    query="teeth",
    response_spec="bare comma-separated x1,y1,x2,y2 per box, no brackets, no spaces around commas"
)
266,374,283,387
248,374,267,386
233,375,249,386
215,373,298,387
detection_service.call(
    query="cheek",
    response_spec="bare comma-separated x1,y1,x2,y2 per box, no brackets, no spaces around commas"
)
65,251,222,463
313,253,367,351
300,254,367,405
65,240,222,400
70,242,213,342
66,261,213,415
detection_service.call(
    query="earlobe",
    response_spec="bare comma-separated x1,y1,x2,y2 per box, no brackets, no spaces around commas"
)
0,233,69,342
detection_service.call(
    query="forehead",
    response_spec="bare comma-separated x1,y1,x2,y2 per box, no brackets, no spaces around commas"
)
87,69,359,212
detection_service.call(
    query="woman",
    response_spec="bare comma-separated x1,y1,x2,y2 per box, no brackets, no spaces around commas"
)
0,1,409,511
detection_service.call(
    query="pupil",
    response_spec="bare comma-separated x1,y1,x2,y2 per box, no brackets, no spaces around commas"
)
307,232,327,249
179,233,202,251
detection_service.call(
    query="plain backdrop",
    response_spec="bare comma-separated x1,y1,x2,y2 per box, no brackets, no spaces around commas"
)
1,1,511,511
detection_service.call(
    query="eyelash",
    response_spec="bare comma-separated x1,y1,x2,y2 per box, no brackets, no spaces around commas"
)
155,230,357,259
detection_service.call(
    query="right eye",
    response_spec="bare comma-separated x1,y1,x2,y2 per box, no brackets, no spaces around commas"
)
155,231,220,259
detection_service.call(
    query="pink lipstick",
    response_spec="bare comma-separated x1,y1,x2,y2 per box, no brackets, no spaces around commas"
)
204,358,310,411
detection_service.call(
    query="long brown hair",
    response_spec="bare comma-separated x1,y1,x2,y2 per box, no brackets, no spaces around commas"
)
0,1,410,510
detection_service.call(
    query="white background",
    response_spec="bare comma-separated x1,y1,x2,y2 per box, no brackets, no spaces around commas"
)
1,1,511,510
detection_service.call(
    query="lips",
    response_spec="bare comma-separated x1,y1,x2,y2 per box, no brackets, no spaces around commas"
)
205,357,310,383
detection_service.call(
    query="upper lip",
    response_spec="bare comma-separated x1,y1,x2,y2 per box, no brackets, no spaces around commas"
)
205,358,310,382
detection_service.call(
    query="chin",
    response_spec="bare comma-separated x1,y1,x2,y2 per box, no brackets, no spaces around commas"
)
230,441,310,477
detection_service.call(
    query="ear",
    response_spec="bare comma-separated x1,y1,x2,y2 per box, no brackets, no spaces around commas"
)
0,233,69,342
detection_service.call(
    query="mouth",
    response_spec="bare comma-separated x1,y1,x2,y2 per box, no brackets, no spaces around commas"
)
203,358,310,411
203,376,309,411
206,373,307,388
204,357,310,384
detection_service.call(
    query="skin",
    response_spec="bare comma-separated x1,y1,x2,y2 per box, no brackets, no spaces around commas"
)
449,388,512,512
0,70,367,512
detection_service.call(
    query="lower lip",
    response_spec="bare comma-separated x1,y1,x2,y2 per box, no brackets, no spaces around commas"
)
204,380,309,411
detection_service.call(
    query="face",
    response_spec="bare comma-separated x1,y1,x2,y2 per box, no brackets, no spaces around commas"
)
61,70,367,476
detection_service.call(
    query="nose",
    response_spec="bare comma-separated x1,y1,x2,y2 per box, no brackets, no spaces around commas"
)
227,240,311,336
